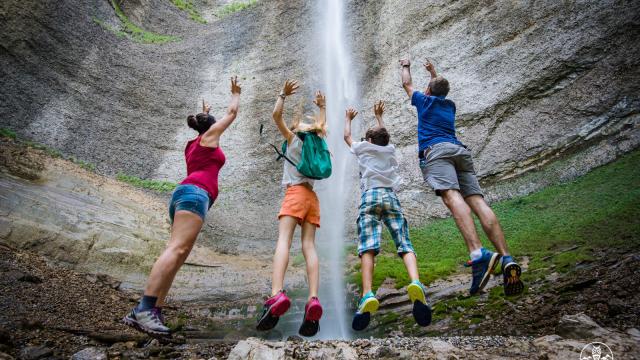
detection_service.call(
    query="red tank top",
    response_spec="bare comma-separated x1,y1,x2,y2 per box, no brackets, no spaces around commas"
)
180,136,226,202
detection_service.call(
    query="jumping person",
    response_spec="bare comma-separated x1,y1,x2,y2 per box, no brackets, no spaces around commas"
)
344,101,431,331
123,76,241,336
256,80,327,337
399,58,524,296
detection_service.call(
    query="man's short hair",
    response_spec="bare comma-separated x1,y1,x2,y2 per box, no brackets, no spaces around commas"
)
365,126,390,146
429,76,450,96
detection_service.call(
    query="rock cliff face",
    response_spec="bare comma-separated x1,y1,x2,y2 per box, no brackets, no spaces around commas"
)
1,0,638,255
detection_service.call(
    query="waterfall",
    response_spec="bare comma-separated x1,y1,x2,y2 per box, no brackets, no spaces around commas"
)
313,0,358,340
265,0,357,340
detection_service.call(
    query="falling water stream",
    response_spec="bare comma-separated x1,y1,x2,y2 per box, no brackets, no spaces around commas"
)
260,0,358,340
314,0,358,340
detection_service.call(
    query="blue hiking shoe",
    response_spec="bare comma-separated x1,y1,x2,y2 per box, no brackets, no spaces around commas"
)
501,256,524,296
465,249,501,295
351,291,379,331
407,280,432,327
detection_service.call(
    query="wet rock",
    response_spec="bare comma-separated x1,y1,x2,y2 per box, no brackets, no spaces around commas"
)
71,347,107,360
228,338,285,360
20,346,53,360
0,328,11,345
0,352,14,360
84,273,121,289
555,313,611,340
5,270,41,284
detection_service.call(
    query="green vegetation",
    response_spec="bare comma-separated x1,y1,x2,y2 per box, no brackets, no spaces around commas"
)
0,128,17,139
216,0,257,18
352,150,640,290
70,158,97,172
171,0,206,24
1,127,100,171
96,1,179,44
116,173,177,192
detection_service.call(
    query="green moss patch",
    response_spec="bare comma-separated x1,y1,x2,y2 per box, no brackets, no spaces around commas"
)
216,0,257,18
171,0,207,24
116,173,177,192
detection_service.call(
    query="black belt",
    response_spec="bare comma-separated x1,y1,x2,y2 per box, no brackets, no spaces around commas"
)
418,143,469,159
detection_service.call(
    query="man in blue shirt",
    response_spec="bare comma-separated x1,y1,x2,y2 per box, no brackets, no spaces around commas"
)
399,58,523,296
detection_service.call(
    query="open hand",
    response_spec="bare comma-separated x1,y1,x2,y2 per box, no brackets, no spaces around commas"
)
282,79,299,96
345,107,358,121
399,58,411,67
230,76,241,95
313,90,326,108
202,100,211,114
373,100,385,117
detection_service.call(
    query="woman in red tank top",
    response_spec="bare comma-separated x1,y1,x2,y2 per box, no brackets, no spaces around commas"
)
123,77,241,337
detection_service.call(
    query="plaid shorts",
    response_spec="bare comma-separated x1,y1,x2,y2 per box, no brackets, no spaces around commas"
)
356,187,415,257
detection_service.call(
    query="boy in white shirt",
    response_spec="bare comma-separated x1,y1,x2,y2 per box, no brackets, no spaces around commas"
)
344,101,431,331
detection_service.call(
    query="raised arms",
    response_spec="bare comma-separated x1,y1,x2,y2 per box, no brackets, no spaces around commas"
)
272,79,299,143
313,90,326,133
343,107,358,147
424,59,437,78
373,100,385,128
200,76,241,147
399,58,414,98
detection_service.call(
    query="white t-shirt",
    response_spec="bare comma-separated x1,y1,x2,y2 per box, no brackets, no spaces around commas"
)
350,141,400,192
282,135,315,187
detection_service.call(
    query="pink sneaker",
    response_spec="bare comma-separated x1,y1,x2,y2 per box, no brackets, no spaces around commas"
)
256,290,291,331
298,297,322,337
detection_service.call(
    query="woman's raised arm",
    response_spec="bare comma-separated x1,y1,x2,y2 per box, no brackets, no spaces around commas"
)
273,79,299,143
200,76,241,147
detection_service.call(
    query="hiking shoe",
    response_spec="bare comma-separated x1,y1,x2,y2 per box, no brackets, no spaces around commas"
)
351,291,379,331
465,249,501,295
407,280,432,326
256,290,291,331
501,256,524,296
298,297,323,337
122,307,171,337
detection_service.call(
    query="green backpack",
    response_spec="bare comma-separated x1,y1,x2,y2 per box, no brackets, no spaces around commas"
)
271,132,332,180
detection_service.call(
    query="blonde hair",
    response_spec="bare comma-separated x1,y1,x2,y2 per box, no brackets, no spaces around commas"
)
288,110,327,137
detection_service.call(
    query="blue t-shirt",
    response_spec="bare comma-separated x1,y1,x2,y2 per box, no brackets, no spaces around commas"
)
411,91,462,154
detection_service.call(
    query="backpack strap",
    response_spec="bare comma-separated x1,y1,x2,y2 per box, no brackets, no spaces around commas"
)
270,143,298,168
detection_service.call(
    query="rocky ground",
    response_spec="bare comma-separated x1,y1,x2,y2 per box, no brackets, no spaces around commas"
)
2,242,639,359
360,249,640,339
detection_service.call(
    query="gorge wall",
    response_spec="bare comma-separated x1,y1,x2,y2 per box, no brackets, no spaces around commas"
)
1,0,639,260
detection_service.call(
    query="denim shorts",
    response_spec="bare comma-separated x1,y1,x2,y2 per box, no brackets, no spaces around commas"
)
168,184,212,223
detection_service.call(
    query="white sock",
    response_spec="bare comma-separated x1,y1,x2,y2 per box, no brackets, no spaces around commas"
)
470,248,483,261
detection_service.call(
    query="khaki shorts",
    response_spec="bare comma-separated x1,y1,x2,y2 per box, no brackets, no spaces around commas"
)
419,142,483,198
278,184,321,227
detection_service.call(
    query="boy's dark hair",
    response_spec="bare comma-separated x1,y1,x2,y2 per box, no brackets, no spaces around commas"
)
365,126,390,146
429,76,450,96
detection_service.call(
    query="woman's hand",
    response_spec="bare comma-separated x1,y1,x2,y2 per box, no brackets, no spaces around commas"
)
281,80,299,97
313,90,326,108
345,107,358,121
231,76,241,95
373,100,385,117
202,100,211,114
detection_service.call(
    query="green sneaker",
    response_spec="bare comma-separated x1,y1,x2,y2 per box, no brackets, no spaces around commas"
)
407,280,431,327
351,291,379,331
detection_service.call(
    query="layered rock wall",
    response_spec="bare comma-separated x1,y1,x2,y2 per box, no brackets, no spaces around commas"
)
1,0,638,255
